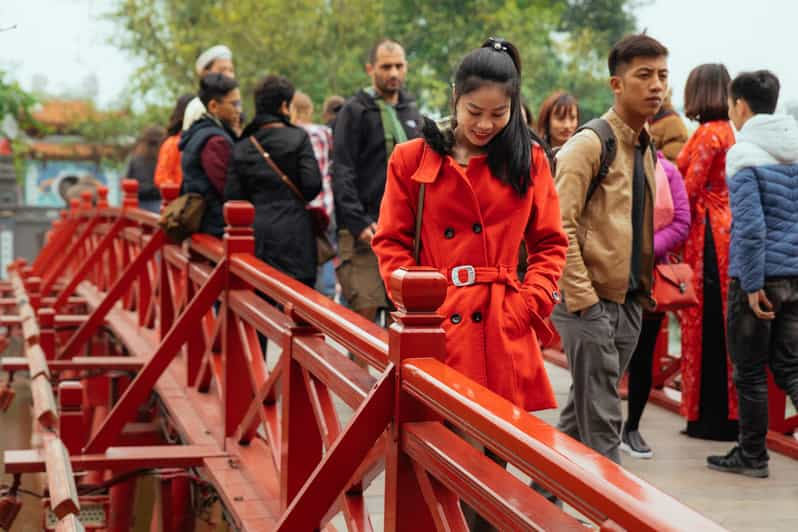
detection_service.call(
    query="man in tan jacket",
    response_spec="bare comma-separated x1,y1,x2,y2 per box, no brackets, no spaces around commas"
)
551,34,668,464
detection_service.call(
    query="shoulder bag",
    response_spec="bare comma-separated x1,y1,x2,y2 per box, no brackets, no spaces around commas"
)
158,192,206,244
651,253,698,312
248,136,336,264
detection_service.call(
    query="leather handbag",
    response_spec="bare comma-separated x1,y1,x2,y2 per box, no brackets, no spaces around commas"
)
248,136,336,265
158,192,206,243
651,253,698,312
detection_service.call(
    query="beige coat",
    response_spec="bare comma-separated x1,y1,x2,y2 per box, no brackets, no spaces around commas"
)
554,108,656,313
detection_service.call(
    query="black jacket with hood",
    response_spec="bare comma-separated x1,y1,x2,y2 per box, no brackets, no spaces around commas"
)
225,113,322,285
331,88,421,238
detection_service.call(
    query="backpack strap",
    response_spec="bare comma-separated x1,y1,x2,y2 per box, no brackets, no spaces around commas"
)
575,118,617,204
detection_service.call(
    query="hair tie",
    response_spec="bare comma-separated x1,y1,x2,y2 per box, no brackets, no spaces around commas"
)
486,37,508,53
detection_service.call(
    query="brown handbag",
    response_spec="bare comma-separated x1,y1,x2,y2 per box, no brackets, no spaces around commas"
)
158,192,206,244
248,136,336,264
651,253,699,312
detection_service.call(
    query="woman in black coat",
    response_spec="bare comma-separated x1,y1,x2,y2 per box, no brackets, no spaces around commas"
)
226,75,322,287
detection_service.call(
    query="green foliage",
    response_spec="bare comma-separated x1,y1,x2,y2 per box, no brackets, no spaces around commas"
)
0,70,38,131
105,0,637,123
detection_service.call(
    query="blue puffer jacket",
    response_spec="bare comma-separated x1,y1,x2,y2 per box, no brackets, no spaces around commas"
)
727,114,798,292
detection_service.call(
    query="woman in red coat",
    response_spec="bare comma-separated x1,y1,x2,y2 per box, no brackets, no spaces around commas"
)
677,63,738,440
372,38,568,413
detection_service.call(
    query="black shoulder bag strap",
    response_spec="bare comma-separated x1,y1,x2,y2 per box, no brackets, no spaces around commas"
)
575,118,617,204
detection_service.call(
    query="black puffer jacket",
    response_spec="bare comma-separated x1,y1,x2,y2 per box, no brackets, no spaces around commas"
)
331,89,421,238
225,114,322,286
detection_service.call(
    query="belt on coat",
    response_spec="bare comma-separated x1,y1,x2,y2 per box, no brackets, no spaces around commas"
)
446,265,520,291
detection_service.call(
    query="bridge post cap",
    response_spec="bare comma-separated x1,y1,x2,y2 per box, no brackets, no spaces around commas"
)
69,198,80,209
96,186,109,203
389,267,447,313
160,183,180,201
224,201,255,228
121,179,139,194
59,211,68,220
80,190,93,202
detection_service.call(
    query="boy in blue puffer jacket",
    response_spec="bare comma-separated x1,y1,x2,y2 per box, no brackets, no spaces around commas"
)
707,70,798,478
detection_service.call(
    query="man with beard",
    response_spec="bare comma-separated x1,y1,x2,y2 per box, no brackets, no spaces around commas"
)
332,39,422,323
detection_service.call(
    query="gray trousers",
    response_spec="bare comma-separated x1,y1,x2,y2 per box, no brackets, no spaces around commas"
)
551,297,643,464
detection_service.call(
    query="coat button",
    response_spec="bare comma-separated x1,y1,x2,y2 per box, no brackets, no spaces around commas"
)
444,227,455,239
450,313,462,324
472,311,482,323
472,223,482,234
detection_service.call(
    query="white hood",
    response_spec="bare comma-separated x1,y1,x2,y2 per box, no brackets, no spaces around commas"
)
726,114,798,178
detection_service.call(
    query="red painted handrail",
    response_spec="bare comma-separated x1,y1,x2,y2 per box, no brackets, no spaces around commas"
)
1,181,733,531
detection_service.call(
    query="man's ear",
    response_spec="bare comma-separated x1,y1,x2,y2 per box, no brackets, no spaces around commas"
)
365,62,374,77
609,75,623,96
207,99,218,115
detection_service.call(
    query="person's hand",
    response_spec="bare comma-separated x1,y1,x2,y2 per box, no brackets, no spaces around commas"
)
358,223,378,244
748,289,775,320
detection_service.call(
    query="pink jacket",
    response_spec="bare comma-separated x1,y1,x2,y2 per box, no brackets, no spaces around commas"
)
655,152,691,260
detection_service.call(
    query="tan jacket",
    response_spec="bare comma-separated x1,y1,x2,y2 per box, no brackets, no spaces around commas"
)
649,111,688,163
554,108,656,313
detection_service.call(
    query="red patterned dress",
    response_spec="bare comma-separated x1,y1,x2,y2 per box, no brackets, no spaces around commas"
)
677,120,739,438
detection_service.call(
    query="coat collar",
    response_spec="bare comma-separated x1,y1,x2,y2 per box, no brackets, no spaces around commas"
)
410,141,445,184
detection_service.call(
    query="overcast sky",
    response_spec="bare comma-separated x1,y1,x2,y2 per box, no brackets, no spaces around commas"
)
1,0,797,110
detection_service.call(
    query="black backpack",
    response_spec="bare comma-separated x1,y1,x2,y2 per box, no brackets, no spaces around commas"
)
576,118,657,203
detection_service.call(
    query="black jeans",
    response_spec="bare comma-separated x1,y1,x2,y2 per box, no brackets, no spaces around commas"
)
727,277,798,462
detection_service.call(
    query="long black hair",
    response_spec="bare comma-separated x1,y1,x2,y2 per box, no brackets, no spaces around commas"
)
423,37,538,195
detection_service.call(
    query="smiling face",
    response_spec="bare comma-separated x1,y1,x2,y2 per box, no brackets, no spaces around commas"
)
454,82,511,149
611,55,669,122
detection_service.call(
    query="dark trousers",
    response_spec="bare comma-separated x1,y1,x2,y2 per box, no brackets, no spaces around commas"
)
727,277,798,462
626,313,665,431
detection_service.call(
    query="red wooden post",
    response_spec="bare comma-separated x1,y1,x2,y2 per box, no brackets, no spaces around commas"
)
96,186,109,209
122,179,139,210
384,266,448,532
38,308,56,360
159,184,180,340
58,381,85,454
222,201,255,438
25,276,41,310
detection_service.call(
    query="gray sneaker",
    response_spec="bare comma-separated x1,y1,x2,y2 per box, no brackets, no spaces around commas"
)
707,446,769,478
621,428,653,459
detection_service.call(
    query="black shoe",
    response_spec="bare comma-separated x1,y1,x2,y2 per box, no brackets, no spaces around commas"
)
620,428,653,459
706,446,769,478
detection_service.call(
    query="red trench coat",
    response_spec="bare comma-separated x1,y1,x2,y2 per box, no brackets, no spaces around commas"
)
676,120,738,422
372,138,568,411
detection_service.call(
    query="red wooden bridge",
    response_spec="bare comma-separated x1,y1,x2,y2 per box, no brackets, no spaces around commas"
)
0,180,794,531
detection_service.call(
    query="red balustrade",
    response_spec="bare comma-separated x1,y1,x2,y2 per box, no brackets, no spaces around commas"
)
0,179,738,531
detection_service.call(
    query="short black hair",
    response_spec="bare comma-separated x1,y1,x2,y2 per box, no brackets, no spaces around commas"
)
254,75,295,116
684,63,731,123
730,70,780,114
608,33,668,76
198,73,238,107
368,38,403,64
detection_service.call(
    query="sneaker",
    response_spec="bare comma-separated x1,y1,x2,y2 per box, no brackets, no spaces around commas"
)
620,428,653,459
706,446,769,478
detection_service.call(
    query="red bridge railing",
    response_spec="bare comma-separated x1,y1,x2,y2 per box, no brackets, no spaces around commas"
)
0,180,725,531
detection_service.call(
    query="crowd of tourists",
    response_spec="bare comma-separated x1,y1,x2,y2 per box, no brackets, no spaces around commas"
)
120,33,798,507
